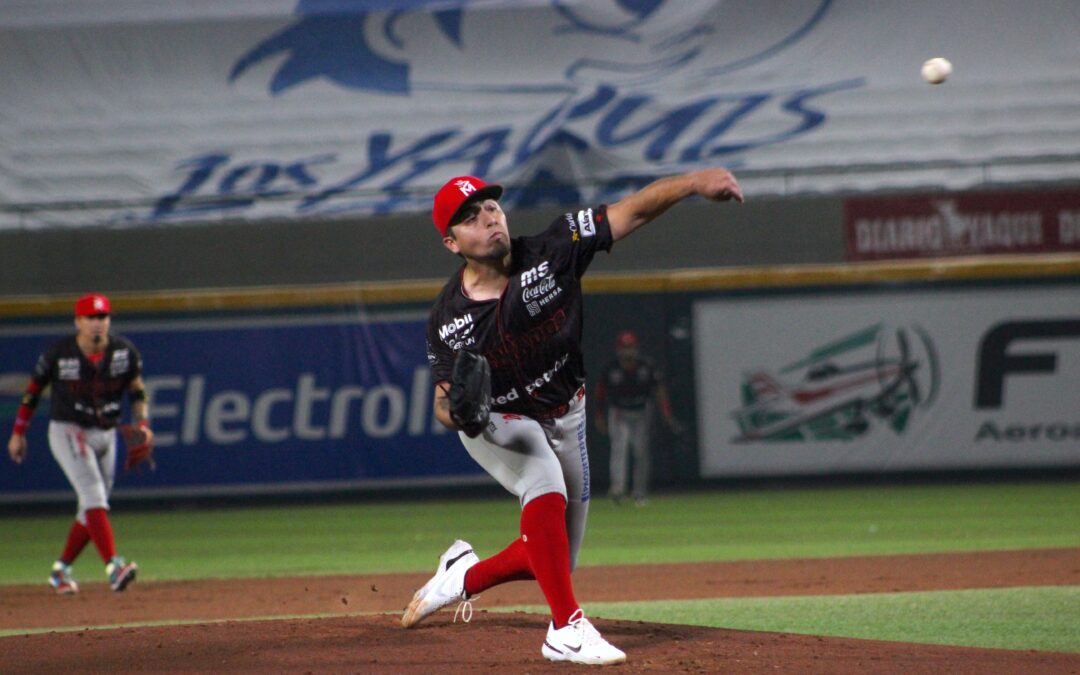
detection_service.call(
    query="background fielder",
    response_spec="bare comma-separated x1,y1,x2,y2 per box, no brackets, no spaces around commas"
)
402,168,742,665
6,293,153,594
595,329,680,506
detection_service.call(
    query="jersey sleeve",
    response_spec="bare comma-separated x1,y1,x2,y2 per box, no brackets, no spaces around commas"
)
112,336,143,384
30,344,56,387
426,312,455,385
541,204,614,278
129,341,144,380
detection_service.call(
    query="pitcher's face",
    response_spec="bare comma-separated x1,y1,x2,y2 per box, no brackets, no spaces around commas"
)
444,199,510,260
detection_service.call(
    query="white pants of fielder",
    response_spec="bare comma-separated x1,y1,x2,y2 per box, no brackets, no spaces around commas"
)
48,421,117,522
458,392,590,569
607,407,652,501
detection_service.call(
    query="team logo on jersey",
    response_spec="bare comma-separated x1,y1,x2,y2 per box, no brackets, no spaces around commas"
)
565,214,580,242
492,387,521,406
58,358,80,380
520,261,562,317
110,348,130,376
576,209,596,238
438,313,474,341
523,353,570,396
520,262,550,287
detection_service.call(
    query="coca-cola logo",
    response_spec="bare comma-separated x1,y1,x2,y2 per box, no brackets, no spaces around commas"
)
522,276,557,301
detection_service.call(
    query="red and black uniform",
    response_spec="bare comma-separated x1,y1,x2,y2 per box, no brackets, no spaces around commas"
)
423,203,613,633
427,205,613,419
10,321,144,595
23,335,143,430
596,357,665,413
596,355,669,503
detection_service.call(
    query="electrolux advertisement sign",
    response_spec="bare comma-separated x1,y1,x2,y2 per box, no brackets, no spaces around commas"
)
0,312,481,499
694,285,1080,478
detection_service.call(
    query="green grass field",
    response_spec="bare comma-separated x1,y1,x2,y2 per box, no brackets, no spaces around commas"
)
2,480,1078,651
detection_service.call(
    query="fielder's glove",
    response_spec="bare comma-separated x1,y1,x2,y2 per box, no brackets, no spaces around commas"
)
448,350,492,438
120,422,155,472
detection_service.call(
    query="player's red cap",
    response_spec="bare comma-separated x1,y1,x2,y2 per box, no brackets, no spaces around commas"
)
75,293,111,317
615,330,639,349
432,175,503,237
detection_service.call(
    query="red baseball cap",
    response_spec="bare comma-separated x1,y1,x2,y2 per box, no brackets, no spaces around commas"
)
75,293,111,317
432,175,503,237
615,330,639,349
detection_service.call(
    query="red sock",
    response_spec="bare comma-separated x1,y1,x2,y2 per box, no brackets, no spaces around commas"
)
59,520,92,565
84,508,117,563
463,537,534,596
521,492,580,628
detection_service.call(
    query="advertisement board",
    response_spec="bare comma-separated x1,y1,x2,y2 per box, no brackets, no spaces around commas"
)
0,311,482,500
845,189,1080,261
4,1,1079,227
694,285,1080,477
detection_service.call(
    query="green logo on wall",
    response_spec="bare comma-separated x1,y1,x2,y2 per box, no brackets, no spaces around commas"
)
732,324,939,442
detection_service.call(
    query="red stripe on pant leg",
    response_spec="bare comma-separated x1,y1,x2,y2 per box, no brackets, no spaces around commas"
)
84,508,117,563
60,520,92,564
521,492,580,628
463,537,534,597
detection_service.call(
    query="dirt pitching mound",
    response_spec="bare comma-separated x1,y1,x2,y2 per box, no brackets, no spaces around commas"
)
2,548,1077,673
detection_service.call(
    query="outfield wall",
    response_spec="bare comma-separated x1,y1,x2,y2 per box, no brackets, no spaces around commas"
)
692,275,1080,477
1,256,1077,502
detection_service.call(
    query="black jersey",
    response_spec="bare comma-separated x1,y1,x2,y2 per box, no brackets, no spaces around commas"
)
599,357,663,410
427,205,613,418
30,334,143,429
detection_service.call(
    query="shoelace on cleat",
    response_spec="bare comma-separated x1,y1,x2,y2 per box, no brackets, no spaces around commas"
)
566,610,607,648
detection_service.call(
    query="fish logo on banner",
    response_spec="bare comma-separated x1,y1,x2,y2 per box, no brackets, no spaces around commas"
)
232,1,744,95
149,1,848,224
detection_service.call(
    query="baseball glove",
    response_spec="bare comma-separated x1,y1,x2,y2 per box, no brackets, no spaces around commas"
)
448,350,492,438
120,423,155,472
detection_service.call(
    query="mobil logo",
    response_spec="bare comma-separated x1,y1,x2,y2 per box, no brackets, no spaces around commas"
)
439,313,474,340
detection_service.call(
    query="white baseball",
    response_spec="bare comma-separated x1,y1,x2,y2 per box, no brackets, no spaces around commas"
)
921,57,952,84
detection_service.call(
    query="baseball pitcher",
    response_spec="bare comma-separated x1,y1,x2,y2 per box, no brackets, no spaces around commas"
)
401,169,742,665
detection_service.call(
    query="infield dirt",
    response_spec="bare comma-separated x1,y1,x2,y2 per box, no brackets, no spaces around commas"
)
2,548,1078,673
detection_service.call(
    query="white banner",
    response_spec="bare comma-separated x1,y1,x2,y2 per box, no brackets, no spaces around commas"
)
2,0,1079,228
694,286,1080,477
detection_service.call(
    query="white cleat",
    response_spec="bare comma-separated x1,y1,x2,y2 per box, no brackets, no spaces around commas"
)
542,608,627,665
401,539,479,628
